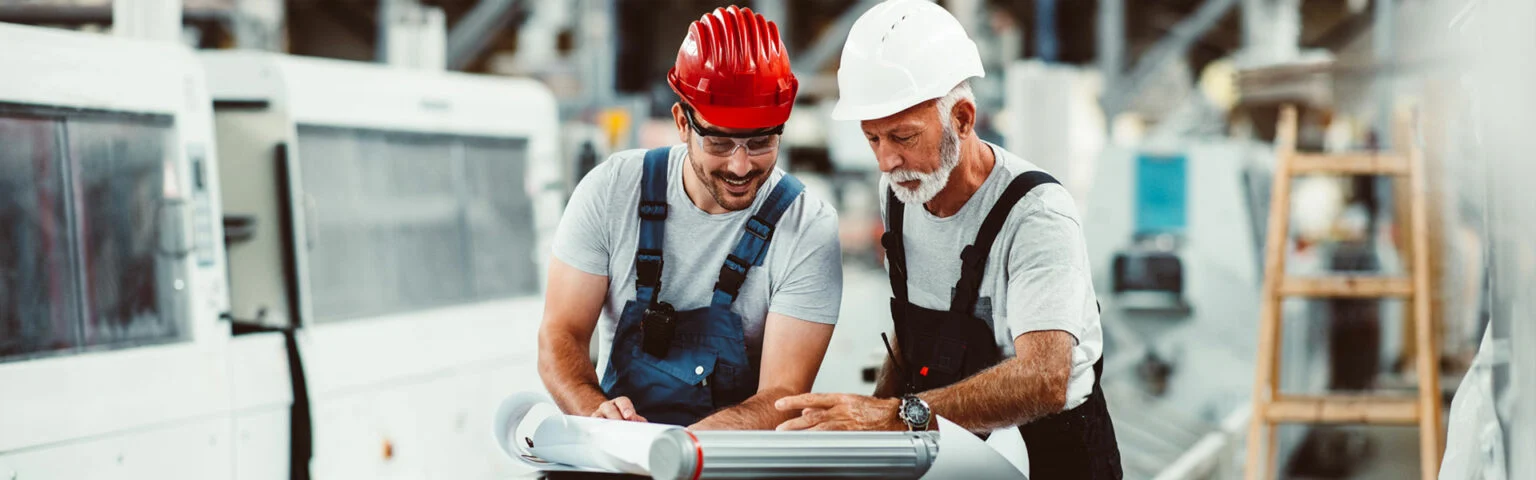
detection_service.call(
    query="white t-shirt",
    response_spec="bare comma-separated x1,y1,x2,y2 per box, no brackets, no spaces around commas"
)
880,143,1102,410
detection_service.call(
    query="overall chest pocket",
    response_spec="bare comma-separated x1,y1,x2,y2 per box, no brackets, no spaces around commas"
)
626,341,718,407
708,355,755,407
629,334,756,410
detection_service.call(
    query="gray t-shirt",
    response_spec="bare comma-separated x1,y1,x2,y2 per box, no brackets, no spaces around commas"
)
880,143,1102,411
553,144,843,379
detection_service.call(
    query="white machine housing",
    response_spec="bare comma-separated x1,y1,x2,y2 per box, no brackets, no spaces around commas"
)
200,51,559,479
0,23,260,479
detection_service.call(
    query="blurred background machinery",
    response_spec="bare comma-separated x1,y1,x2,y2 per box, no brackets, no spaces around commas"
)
1,0,1534,479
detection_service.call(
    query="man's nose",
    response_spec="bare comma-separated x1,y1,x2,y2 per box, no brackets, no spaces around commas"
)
875,143,904,173
726,148,754,176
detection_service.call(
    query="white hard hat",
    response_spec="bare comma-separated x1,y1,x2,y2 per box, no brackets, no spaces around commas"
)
830,0,985,122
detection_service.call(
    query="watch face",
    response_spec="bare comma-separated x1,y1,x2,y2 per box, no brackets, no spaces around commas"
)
902,400,930,425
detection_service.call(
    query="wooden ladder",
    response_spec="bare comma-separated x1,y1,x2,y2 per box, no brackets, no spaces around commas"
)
1245,105,1443,479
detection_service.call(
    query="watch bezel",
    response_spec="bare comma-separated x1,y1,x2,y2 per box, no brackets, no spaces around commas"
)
898,395,931,430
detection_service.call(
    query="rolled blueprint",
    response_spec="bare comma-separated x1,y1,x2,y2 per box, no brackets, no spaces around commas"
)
494,391,673,475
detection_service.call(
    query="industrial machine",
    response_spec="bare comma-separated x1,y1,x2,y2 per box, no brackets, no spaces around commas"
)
201,51,560,479
1084,141,1278,479
0,23,561,478
0,23,252,478
1109,152,1190,315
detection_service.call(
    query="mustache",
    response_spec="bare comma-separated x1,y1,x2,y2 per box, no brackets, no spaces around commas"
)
714,171,765,182
888,169,926,183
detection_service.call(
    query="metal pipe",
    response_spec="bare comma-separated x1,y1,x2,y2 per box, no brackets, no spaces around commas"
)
650,430,939,480
1101,0,1238,117
446,0,521,70
754,0,790,52
794,0,881,79
1097,0,1125,94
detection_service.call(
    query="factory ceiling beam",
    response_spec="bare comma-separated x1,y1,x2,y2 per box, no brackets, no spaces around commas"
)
446,0,523,70
793,0,882,80
1100,0,1239,118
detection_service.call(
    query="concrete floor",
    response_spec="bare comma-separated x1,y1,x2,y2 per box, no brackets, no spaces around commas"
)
1286,426,1423,480
1346,427,1423,480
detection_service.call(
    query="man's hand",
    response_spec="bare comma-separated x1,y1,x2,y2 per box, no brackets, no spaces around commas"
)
773,393,903,431
687,314,835,430
590,396,648,422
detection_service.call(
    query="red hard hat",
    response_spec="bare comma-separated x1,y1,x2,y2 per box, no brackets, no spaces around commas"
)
668,6,798,130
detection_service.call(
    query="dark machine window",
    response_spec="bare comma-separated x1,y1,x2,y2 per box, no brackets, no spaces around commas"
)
67,118,184,350
0,115,79,359
295,125,538,324
0,108,186,362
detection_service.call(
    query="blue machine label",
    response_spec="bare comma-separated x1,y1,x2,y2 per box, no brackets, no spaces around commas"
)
1135,153,1188,235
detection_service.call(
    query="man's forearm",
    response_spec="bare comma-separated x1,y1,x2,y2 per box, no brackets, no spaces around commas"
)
690,387,798,430
919,334,1072,433
538,328,608,416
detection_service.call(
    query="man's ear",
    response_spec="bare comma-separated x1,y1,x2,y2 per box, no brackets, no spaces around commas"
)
672,103,689,144
951,99,978,138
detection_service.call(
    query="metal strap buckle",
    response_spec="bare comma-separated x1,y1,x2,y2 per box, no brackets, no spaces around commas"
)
714,254,751,297
636,249,664,287
744,216,773,242
639,201,669,221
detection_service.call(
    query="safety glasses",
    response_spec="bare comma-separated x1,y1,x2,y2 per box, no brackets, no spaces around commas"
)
681,105,783,158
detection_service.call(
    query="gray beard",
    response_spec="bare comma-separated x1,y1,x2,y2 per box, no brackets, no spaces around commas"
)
885,124,961,206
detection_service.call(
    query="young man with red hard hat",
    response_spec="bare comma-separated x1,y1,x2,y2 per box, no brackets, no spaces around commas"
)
538,6,841,430
774,1,1122,478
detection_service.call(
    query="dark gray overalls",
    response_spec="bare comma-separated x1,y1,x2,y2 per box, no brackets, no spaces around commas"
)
883,171,1123,479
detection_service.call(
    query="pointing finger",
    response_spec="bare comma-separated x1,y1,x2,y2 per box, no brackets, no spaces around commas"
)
776,414,818,431
775,393,841,411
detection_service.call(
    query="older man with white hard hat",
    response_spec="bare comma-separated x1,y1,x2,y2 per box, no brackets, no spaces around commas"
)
774,1,1122,478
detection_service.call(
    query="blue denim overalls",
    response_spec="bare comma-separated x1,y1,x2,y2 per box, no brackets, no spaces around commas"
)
600,146,805,426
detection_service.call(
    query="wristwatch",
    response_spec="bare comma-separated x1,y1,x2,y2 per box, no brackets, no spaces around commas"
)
897,394,932,431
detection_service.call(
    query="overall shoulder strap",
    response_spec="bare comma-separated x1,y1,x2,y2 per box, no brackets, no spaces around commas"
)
881,189,909,301
711,174,805,307
951,171,1060,315
635,146,671,306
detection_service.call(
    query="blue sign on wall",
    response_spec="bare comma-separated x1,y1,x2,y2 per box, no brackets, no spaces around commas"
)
1135,153,1188,235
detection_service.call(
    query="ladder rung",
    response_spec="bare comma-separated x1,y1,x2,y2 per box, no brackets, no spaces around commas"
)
1290,153,1409,175
1279,276,1413,298
1264,395,1420,424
